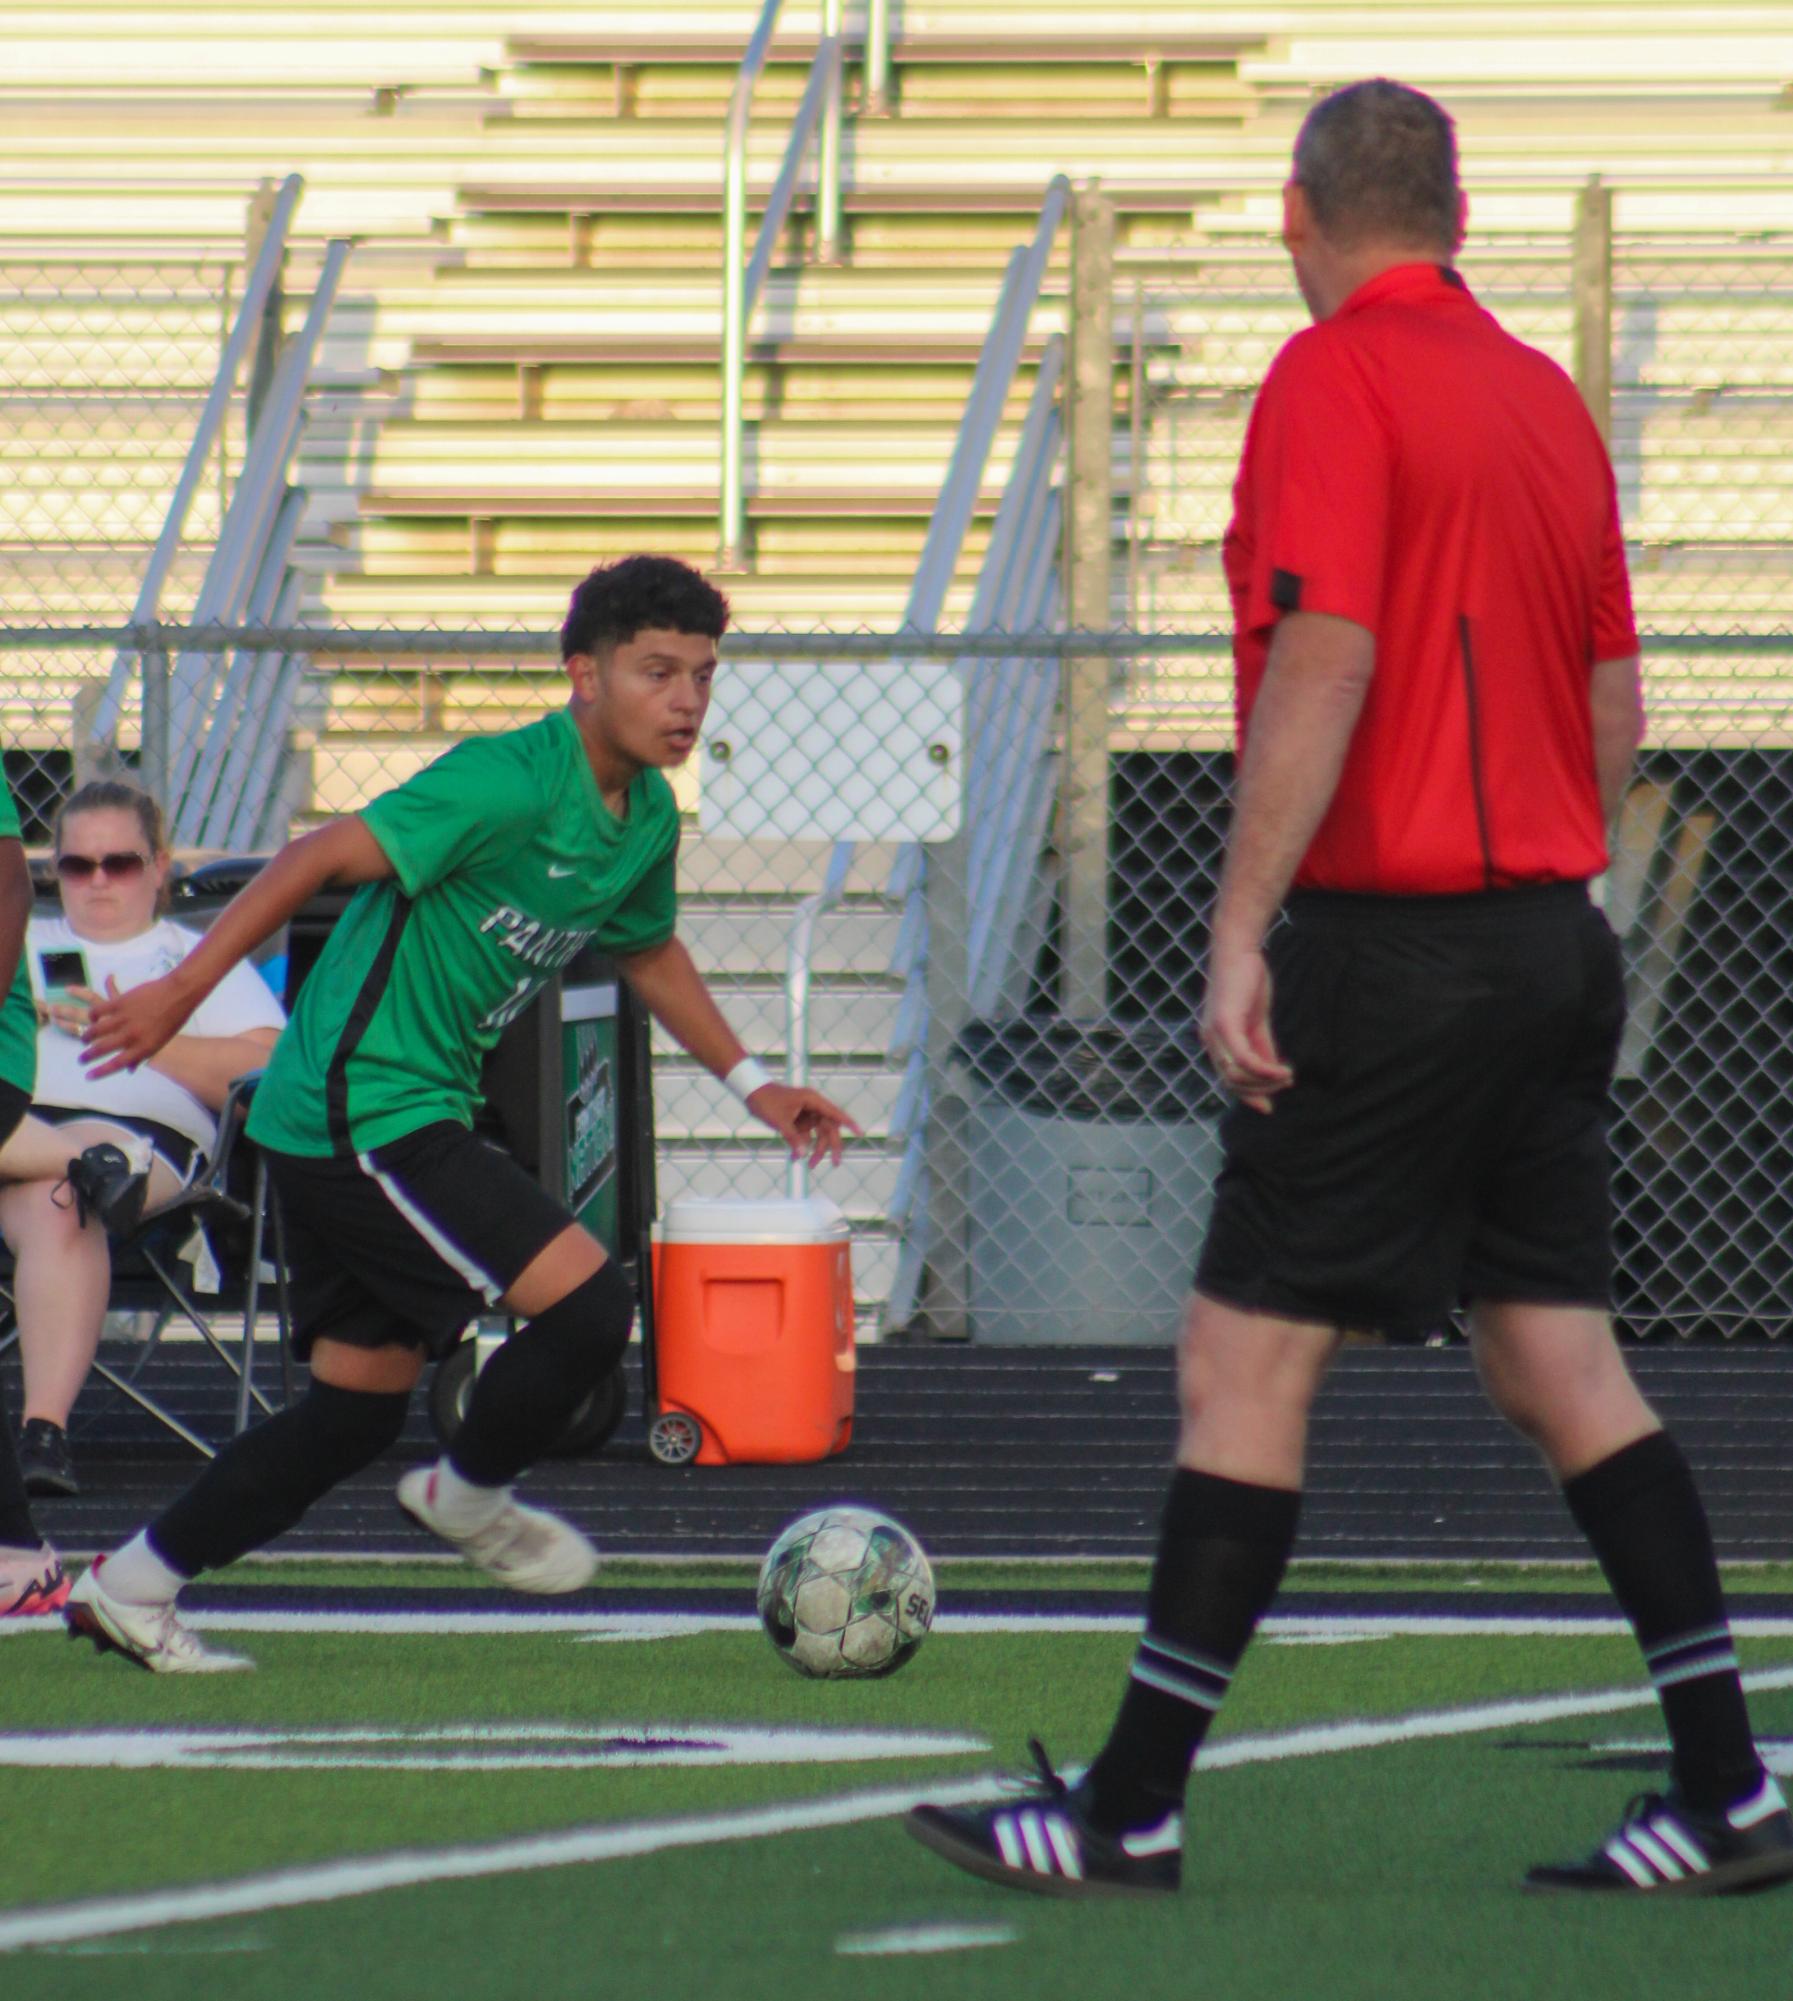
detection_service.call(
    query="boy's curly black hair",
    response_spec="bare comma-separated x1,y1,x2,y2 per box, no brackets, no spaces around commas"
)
560,555,731,661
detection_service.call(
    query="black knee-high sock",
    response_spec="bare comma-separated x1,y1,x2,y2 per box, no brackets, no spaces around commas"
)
449,1264,634,1487
147,1381,411,1578
0,1379,39,1548
1564,1430,1763,1812
1083,1469,1302,1833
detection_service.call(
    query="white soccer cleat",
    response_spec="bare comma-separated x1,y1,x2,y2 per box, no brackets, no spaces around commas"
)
64,1558,254,1674
396,1466,599,1594
0,1542,72,1618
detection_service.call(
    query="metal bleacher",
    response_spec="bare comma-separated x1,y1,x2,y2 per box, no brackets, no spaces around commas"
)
3,3,1792,1328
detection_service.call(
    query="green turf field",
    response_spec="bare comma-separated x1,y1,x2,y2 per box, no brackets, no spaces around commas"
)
5,1565,1793,1999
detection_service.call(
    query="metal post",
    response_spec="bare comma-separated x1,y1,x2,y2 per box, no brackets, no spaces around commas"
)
140,643,171,802
817,0,844,263
244,179,288,444
1573,175,1614,447
864,0,892,113
1128,275,1145,629
719,0,785,571
1059,186,1116,1021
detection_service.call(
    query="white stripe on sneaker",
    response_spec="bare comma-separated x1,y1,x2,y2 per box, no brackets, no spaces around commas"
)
1649,1819,1709,1873
1625,1827,1686,1881
992,1814,1025,1871
1602,1837,1657,1888
1017,1810,1053,1875
1042,1816,1083,1880
1729,1777,1788,1830
1119,1814,1183,1860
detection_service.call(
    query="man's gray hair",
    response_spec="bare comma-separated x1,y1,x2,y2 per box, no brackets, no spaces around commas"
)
1292,79,1460,251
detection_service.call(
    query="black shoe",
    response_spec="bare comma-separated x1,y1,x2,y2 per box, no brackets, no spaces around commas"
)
61,1140,152,1238
1527,1777,1793,1896
18,1419,78,1499
905,1739,1182,1899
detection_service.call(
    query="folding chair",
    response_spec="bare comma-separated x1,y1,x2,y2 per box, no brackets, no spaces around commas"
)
0,1071,294,1458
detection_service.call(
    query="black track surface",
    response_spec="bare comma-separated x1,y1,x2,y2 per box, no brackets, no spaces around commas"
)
11,1343,1793,1563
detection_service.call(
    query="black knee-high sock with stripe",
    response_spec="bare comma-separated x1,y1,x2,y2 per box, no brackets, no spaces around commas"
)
1082,1469,1301,1834
1564,1429,1763,1812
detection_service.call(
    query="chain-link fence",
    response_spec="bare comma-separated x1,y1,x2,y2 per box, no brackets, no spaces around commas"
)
1099,231,1793,1344
0,229,1789,1344
0,258,243,833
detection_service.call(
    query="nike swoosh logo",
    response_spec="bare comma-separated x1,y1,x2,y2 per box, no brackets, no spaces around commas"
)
548,864,576,878
1118,1816,1182,1858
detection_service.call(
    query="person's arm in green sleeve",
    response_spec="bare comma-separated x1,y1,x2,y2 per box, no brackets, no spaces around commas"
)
83,818,394,1076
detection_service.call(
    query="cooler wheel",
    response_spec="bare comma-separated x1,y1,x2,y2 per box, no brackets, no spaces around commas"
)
648,1410,702,1466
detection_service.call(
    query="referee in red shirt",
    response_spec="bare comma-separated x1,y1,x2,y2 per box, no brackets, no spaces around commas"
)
910,79,1793,1899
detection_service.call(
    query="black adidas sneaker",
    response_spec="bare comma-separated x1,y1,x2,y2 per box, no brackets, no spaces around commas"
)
905,1740,1182,1899
1528,1776,1793,1896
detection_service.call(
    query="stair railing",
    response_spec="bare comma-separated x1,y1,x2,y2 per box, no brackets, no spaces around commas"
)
719,0,845,570
781,177,1071,1205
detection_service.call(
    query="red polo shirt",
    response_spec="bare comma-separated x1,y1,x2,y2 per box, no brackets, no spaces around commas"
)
1224,262,1637,894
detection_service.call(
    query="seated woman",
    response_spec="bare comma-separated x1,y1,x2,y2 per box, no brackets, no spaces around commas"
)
7,781,285,1498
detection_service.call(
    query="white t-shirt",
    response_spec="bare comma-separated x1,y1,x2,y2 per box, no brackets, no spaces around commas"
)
27,915,287,1156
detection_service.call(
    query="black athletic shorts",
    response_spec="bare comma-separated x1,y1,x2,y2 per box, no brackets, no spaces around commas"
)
0,1078,28,1151
1195,880,1625,1339
264,1121,574,1361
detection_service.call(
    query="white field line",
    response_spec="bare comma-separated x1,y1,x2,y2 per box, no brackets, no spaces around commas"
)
7,1663,1793,1955
1198,1664,1793,1770
0,1775,1011,1954
836,1923,1018,1957
16,1608,1793,1639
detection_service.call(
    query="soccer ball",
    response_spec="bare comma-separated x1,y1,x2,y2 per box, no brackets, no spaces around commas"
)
755,1505,936,1679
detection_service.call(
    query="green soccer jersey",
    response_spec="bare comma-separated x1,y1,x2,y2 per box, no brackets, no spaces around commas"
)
248,709,679,1158
0,776,36,1099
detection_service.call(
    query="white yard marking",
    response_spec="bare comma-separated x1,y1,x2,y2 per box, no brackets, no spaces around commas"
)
836,1923,1017,1957
1265,1634,1392,1648
0,1776,1013,1955
1197,1665,1793,1771
9,1663,1793,1954
0,1723,987,1774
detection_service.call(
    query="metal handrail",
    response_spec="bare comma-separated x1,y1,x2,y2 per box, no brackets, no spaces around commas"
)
166,237,352,822
879,348,1068,1323
780,179,1072,1200
85,173,303,756
865,0,892,113
719,0,844,570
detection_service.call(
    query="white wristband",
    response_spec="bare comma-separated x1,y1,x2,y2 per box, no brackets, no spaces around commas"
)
724,1056,774,1103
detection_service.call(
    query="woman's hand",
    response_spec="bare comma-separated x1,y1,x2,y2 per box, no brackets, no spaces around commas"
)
42,982,100,1039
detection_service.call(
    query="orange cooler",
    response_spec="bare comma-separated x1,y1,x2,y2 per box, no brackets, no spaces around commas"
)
650,1195,855,1465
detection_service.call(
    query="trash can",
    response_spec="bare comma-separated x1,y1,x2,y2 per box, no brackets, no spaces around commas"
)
649,1194,855,1465
958,1019,1223,1346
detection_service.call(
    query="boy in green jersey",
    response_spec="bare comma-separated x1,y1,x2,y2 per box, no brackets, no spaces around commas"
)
70,556,858,1672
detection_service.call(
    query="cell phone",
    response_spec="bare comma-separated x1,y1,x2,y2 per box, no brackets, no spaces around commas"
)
38,948,89,1005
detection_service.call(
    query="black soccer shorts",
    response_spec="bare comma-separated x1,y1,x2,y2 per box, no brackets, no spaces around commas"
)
264,1121,576,1360
1195,881,1626,1339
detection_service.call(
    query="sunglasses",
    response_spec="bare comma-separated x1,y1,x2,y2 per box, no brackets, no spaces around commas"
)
55,851,149,882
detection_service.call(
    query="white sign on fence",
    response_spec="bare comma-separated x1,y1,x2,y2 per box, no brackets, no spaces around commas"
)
698,660,965,842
